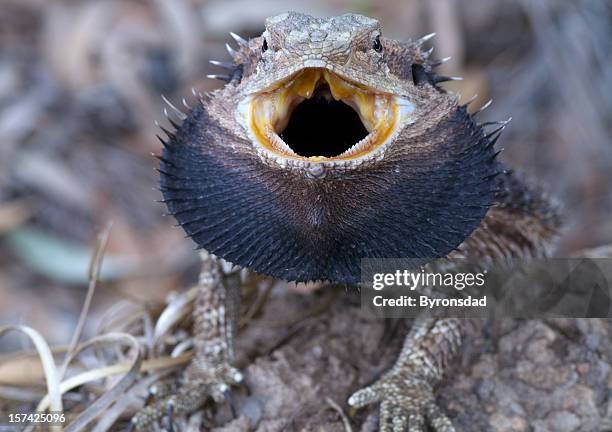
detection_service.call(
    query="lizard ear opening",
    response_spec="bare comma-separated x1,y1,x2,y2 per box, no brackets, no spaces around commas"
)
279,84,369,158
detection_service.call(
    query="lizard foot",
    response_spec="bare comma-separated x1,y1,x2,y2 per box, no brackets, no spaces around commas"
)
130,251,244,431
348,371,455,432
129,361,244,431
349,318,463,431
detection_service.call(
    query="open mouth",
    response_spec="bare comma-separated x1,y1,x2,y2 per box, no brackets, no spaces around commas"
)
237,68,415,165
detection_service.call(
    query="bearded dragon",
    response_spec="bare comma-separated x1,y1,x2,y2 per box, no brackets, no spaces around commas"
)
132,12,561,431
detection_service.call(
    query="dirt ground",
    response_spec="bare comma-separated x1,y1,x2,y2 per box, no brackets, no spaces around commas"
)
191,284,612,432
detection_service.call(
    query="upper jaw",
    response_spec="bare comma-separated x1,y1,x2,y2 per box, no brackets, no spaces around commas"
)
236,66,418,172
243,60,407,95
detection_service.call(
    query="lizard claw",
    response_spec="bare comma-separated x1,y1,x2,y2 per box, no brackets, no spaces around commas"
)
129,363,244,431
348,372,455,432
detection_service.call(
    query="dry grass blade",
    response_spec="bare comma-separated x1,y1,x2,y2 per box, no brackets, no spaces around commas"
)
90,370,174,432
170,339,193,357
36,352,192,410
59,221,113,379
0,324,63,431
153,286,198,343
325,397,353,432
51,333,140,432
97,301,147,336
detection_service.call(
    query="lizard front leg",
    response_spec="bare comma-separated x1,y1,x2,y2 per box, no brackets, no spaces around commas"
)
349,318,465,432
348,170,561,431
130,251,243,430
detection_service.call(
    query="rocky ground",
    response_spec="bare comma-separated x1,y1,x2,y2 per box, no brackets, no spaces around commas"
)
195,284,612,432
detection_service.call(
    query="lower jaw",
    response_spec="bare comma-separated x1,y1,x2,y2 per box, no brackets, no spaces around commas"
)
236,68,416,168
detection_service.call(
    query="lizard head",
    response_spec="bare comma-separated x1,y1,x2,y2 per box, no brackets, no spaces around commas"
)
159,12,502,284
236,12,428,168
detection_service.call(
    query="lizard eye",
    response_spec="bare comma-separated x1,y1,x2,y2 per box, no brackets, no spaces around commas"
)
372,35,382,52
262,38,269,52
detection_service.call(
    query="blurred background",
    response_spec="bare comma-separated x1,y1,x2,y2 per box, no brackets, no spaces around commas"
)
0,0,611,349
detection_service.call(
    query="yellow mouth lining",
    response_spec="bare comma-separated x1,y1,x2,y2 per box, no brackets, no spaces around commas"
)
242,68,413,162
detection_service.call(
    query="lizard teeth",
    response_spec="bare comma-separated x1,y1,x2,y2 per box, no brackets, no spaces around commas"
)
236,68,417,168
